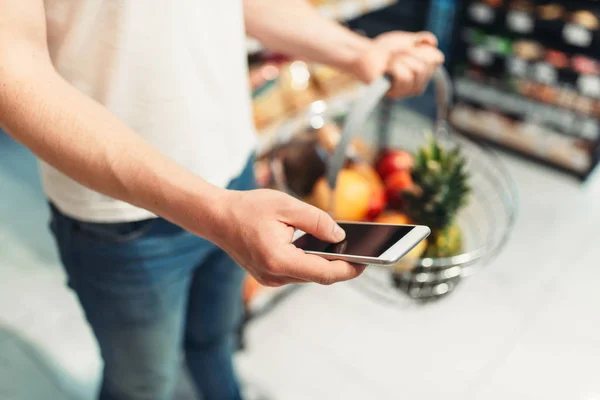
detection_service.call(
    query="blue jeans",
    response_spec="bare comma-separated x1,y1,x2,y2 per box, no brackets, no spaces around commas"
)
49,159,257,400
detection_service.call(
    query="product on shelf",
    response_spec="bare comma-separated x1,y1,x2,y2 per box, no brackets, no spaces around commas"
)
572,54,600,75
311,64,357,96
279,61,323,113
538,3,564,21
545,49,569,69
449,102,594,173
483,0,503,7
513,40,543,61
250,60,287,131
452,0,600,179
570,10,599,31
249,56,361,133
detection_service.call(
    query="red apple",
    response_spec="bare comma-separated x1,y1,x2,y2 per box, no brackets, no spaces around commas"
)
384,170,414,210
375,149,414,180
366,187,387,220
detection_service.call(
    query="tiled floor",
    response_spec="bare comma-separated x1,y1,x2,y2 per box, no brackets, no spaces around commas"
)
2,120,600,400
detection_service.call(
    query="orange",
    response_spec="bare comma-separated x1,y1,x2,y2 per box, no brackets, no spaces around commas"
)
309,169,372,221
350,162,384,191
375,211,412,225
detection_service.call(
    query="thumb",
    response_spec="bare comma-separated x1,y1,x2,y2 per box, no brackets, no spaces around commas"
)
280,198,346,243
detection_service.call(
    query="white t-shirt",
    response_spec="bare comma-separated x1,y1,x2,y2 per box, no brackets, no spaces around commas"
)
41,0,257,222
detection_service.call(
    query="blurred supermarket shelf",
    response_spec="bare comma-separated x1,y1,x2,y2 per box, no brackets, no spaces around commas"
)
246,0,397,55
254,81,365,155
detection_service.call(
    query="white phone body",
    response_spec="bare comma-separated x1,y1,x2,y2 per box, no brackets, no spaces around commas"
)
292,222,431,266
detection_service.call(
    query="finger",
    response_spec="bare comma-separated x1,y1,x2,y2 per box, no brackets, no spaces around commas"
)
379,31,438,54
419,48,445,89
278,197,346,243
349,263,367,276
280,246,367,285
387,60,416,98
410,45,445,66
414,31,439,48
395,56,429,96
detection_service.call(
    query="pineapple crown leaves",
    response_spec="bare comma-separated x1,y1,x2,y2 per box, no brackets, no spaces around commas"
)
404,133,471,231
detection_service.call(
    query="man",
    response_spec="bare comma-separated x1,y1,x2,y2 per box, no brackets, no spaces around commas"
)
0,1,443,399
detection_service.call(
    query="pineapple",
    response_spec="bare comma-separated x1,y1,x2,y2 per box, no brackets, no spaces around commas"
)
403,134,471,258
424,223,463,258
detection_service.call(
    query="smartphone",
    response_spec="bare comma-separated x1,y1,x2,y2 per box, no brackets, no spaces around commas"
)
292,222,431,266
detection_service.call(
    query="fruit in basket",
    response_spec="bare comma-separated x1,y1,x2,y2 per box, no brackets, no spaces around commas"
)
384,170,414,210
350,162,386,220
403,134,471,231
374,211,411,225
403,134,471,258
351,162,383,190
375,149,414,181
307,169,372,221
424,223,463,258
374,211,427,272
366,188,387,221
276,137,326,198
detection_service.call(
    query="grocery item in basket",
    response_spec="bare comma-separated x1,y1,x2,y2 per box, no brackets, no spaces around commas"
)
275,136,327,197
374,211,427,272
375,149,414,181
384,170,414,211
424,223,463,258
307,169,373,222
351,162,387,220
374,211,411,225
402,134,471,258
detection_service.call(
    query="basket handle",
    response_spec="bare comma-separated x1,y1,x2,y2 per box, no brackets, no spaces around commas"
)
326,66,453,191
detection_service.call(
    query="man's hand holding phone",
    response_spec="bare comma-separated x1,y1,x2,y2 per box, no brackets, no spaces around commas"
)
214,189,366,287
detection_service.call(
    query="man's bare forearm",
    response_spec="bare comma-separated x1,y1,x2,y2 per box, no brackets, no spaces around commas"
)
0,62,228,240
244,0,371,75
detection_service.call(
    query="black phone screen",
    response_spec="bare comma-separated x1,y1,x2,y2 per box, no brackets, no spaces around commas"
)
293,223,415,258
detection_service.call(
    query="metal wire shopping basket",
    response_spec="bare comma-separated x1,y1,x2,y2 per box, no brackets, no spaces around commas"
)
259,67,519,302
